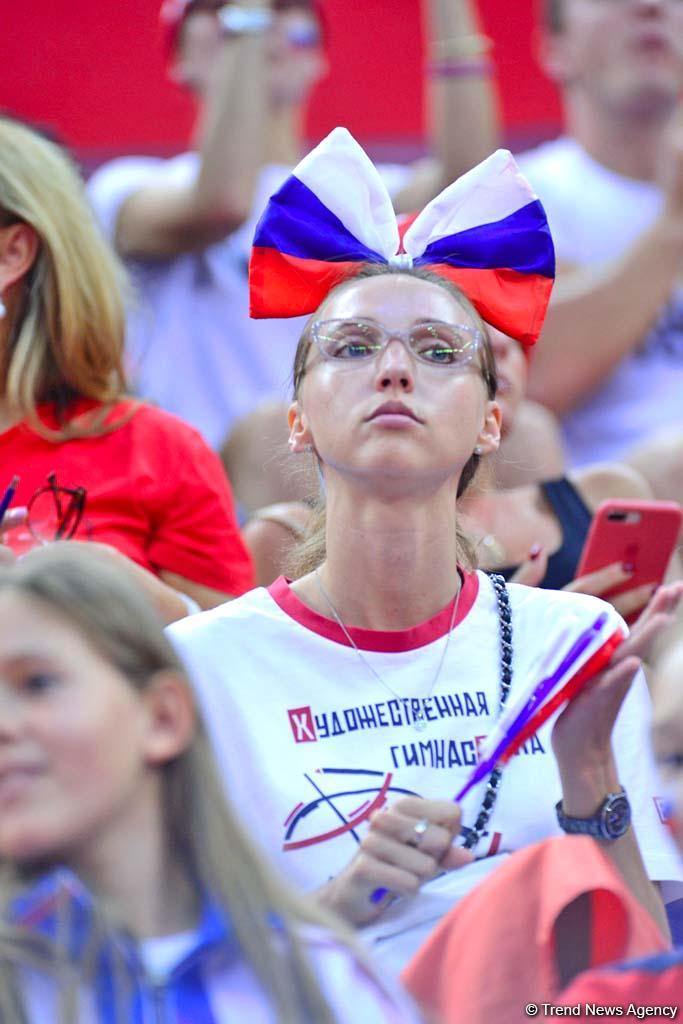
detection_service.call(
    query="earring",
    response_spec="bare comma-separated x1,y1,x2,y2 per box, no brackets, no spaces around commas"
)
473,445,483,456
0,295,5,320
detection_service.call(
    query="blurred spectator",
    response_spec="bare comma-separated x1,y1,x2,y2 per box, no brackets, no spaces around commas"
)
88,0,322,448
88,0,500,450
0,545,419,1022
0,117,253,617
516,0,683,469
220,398,317,517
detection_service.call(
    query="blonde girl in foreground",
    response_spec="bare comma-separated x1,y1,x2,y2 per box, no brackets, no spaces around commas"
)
0,545,417,1022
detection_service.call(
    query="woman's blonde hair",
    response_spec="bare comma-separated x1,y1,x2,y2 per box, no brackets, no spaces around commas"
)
286,264,498,578
0,118,129,439
0,546,361,1023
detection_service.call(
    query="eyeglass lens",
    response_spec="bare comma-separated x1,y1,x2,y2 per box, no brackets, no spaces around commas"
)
315,320,479,367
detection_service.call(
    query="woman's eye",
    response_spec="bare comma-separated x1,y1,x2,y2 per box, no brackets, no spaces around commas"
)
332,339,377,359
421,344,457,363
22,673,60,695
657,752,683,771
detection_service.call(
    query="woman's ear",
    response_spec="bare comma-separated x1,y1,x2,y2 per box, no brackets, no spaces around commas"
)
287,400,314,454
476,400,502,456
0,223,40,293
142,671,196,766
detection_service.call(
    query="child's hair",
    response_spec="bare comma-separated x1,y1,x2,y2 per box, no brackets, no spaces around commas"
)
0,545,358,1023
287,264,498,578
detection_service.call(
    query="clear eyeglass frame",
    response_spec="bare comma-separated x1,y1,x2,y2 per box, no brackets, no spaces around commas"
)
311,318,484,370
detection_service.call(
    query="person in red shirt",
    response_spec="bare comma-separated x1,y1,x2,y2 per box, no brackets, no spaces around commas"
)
0,117,253,616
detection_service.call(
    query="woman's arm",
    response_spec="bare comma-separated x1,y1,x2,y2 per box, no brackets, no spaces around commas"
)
551,586,683,940
113,2,272,259
393,0,500,214
527,115,683,416
159,569,235,611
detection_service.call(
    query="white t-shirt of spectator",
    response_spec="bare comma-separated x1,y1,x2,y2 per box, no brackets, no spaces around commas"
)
168,571,681,921
517,136,683,467
88,157,412,450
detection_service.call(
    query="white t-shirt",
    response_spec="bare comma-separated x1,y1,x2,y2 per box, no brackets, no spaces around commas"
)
168,571,681,942
88,157,412,449
517,136,683,466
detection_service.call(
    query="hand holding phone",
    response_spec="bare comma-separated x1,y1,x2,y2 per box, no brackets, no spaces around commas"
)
574,500,682,623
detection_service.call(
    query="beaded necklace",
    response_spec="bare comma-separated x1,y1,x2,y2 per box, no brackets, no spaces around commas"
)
463,572,513,850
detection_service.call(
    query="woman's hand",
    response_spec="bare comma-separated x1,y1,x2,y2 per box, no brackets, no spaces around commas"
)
551,583,683,815
509,551,655,621
316,796,473,926
564,562,656,621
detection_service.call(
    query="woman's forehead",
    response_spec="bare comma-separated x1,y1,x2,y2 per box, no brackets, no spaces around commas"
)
323,275,475,328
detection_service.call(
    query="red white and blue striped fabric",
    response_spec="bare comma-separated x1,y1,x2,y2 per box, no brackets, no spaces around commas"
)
249,127,556,349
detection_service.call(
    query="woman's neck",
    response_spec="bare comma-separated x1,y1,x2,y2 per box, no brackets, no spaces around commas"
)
302,482,462,630
567,90,675,183
65,779,199,940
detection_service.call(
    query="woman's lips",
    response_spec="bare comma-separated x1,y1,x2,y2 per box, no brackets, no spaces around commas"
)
366,401,423,423
0,766,43,803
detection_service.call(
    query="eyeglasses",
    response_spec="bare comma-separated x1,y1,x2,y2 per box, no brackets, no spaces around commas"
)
311,319,483,370
27,472,87,544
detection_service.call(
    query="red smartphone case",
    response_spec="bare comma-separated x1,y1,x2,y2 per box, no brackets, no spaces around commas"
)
576,499,682,597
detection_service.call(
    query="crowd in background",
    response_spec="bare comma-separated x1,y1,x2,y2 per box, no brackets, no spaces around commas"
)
3,0,683,1020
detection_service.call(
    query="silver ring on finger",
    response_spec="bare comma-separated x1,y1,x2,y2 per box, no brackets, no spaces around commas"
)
407,819,430,848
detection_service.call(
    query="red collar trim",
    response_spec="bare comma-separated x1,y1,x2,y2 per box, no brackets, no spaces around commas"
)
266,570,479,653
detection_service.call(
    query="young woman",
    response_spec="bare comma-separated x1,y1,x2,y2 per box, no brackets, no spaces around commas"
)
0,117,253,618
167,133,682,967
0,545,417,1022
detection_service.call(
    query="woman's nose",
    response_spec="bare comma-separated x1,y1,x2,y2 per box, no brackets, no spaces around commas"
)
374,338,415,392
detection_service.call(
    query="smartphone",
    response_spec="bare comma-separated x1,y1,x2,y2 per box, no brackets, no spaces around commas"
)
576,500,683,601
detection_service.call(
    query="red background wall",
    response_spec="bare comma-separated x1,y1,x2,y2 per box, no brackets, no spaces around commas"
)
1,1,562,165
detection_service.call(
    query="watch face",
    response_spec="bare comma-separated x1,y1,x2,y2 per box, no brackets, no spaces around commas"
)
602,794,632,839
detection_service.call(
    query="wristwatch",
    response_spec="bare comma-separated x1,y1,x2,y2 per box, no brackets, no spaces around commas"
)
556,788,632,841
218,5,273,36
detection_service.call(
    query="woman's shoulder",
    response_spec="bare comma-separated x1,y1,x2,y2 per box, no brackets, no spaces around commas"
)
569,462,653,513
167,585,277,644
115,402,223,470
501,572,622,628
119,400,208,442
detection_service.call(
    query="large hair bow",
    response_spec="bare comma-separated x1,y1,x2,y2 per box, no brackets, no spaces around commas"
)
249,127,555,348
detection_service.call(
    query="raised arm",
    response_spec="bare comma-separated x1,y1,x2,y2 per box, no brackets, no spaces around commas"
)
552,586,683,941
528,119,683,416
394,0,501,214
115,2,272,259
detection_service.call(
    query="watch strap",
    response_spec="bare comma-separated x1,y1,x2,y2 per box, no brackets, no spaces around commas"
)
556,788,631,842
